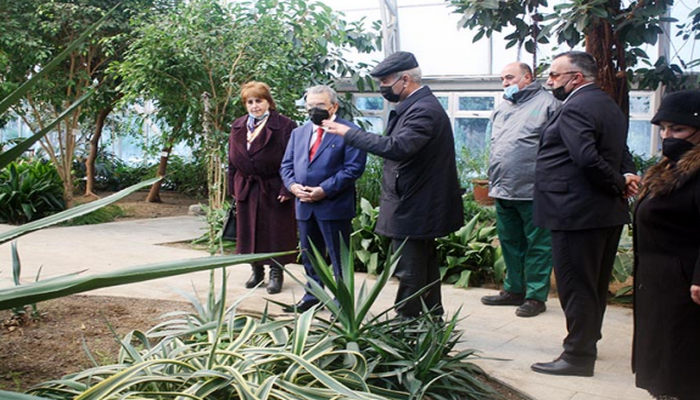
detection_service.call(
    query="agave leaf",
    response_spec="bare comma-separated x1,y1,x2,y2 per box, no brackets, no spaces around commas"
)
291,307,315,356
11,241,20,286
0,88,95,170
224,316,257,353
0,391,54,400
255,375,278,399
0,177,161,245
74,359,196,400
0,251,293,311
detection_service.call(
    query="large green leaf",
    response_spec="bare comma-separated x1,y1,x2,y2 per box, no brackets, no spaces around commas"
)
0,177,159,245
0,251,293,311
0,88,95,170
0,391,52,400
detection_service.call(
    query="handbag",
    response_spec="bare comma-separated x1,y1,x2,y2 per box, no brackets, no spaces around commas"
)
222,201,237,241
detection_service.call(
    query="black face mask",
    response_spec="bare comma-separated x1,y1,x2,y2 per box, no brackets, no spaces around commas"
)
551,76,575,101
379,77,405,103
662,137,697,163
308,107,330,125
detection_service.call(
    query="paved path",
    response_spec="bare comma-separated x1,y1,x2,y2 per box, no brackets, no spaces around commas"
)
0,216,652,400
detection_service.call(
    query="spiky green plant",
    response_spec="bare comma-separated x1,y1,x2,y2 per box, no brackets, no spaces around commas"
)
10,241,498,400
278,239,498,400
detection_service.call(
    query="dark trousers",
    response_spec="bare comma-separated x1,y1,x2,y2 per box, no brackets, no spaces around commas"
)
392,238,443,318
298,216,351,302
550,225,623,366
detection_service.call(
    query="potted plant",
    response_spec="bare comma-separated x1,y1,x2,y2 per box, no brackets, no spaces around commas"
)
459,147,493,206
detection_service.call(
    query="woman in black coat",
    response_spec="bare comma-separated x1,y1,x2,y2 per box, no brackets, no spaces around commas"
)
633,90,700,400
228,81,297,294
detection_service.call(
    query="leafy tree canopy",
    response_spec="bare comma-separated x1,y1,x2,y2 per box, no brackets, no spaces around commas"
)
448,0,699,95
113,0,381,151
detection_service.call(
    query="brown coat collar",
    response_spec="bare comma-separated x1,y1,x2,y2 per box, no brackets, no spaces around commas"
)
641,145,700,198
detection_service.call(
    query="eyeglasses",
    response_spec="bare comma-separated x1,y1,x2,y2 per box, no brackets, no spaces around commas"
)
548,71,581,79
306,103,330,110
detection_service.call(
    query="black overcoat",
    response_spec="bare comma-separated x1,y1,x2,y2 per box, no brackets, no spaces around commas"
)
228,110,297,264
633,145,700,399
344,86,463,239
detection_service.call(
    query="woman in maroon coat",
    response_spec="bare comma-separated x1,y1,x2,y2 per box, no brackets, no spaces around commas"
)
633,90,700,400
228,82,297,294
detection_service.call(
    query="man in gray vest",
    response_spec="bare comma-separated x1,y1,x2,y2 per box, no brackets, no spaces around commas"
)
481,62,560,317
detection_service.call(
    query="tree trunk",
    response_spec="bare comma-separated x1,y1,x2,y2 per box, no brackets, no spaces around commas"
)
145,136,176,203
585,0,629,118
85,107,112,197
62,175,74,209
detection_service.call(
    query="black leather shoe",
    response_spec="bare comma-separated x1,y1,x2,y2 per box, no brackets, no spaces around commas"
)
266,266,283,294
516,299,546,317
481,290,525,306
282,299,320,313
531,358,594,377
245,266,264,289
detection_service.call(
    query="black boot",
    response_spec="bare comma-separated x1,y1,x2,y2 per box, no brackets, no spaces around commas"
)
267,266,284,294
245,265,264,289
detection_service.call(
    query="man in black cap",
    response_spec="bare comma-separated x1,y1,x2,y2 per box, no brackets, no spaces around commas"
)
323,51,463,319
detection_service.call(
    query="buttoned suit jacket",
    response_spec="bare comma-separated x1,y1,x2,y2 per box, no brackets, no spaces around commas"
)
280,117,366,221
533,84,634,231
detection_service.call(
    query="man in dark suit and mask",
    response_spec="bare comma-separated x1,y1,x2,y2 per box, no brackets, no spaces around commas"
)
280,85,366,313
323,52,463,319
530,51,640,377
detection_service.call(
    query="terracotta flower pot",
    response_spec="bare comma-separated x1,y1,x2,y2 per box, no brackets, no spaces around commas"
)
471,178,494,206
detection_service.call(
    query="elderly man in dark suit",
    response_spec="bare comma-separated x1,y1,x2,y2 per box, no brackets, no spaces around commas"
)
530,51,640,377
280,85,367,313
323,52,463,319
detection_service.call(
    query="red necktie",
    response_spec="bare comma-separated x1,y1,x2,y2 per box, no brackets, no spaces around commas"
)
309,127,323,160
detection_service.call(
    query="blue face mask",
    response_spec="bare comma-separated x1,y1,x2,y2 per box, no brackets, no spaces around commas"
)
247,112,269,132
248,111,269,120
503,85,519,100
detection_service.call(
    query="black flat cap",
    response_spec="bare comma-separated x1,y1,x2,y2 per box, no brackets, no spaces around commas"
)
651,90,700,128
370,51,419,78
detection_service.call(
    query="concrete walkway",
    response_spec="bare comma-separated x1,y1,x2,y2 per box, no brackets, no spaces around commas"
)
0,216,652,400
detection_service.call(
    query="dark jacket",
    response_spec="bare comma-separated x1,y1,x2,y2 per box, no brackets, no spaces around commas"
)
344,86,463,239
633,145,700,399
280,117,366,221
228,110,297,263
533,84,633,230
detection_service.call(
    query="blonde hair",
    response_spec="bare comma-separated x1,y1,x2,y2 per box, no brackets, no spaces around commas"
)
240,81,276,110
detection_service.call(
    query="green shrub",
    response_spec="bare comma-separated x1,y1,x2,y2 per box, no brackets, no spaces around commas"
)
73,147,133,192
462,192,496,224
161,154,208,197
355,153,382,207
192,201,236,253
351,198,390,274
73,151,207,195
0,159,65,224
611,225,634,303
351,196,501,287
112,161,156,189
437,213,502,288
